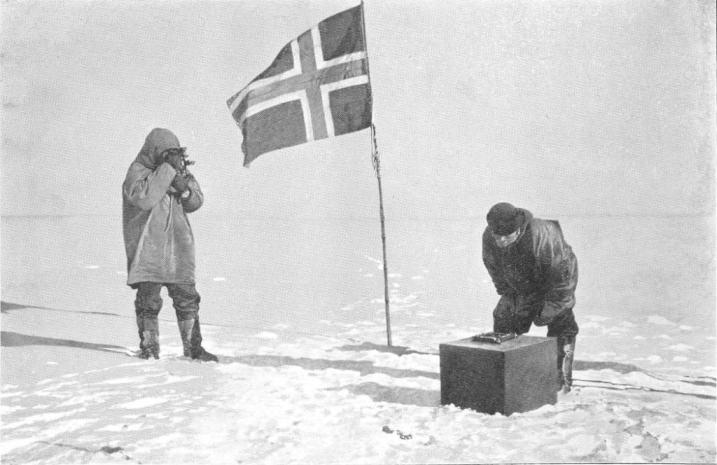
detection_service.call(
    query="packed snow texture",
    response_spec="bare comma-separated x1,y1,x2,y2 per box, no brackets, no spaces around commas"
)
2,305,715,464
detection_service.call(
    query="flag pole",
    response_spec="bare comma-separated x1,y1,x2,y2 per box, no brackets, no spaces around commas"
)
360,0,392,347
371,124,392,347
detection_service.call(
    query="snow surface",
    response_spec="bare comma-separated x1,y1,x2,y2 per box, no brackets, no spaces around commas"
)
2,303,715,464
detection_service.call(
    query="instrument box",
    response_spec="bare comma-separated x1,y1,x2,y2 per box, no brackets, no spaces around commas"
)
439,335,558,415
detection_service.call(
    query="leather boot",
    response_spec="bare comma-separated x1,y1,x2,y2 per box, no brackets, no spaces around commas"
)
136,314,144,351
557,336,576,393
177,317,218,362
177,319,195,358
139,317,160,360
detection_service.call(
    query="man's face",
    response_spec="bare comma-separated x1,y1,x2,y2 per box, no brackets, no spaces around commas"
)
492,228,520,248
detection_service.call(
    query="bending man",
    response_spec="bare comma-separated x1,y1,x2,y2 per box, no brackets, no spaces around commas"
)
482,202,578,392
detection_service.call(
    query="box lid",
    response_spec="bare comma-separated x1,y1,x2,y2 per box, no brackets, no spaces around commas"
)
439,335,554,352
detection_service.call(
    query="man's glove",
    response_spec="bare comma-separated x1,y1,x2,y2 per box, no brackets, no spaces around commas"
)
171,174,190,193
533,301,562,326
164,150,185,172
496,284,510,296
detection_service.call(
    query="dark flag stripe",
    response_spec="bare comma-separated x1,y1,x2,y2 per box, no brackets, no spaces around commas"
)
242,101,308,165
256,43,295,80
329,84,372,136
319,5,365,61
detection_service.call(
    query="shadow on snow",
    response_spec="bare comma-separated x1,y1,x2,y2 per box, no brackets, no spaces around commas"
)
1,331,127,354
326,382,440,407
1,300,120,317
333,341,434,356
228,353,440,380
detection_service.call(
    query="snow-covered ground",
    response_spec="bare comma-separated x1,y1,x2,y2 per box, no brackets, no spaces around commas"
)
1,303,715,464
1,215,715,463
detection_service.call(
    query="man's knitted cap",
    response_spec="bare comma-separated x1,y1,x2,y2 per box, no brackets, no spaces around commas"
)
487,202,523,235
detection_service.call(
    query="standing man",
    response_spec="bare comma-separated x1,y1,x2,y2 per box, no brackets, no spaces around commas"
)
482,202,578,392
122,128,217,362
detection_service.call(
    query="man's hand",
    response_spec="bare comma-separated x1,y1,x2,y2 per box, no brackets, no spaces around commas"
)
171,174,190,193
164,150,185,172
496,284,511,296
533,300,563,326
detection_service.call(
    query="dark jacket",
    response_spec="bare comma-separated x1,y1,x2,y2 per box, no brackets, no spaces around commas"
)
122,128,203,288
482,208,578,325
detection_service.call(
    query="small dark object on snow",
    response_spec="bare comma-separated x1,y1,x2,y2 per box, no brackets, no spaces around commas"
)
100,446,123,454
381,425,412,440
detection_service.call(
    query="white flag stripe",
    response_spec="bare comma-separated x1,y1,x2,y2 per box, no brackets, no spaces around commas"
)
241,89,314,142
228,40,302,114
320,74,370,137
311,26,366,70
239,58,367,128
300,92,315,141
321,85,335,138
320,51,367,69
311,27,323,69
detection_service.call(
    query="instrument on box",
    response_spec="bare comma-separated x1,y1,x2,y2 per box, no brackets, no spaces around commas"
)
471,332,517,344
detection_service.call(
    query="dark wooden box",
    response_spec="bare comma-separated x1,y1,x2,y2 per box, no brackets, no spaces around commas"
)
439,335,558,415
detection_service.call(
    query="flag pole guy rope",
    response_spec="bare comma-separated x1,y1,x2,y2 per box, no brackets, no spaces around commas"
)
360,0,392,347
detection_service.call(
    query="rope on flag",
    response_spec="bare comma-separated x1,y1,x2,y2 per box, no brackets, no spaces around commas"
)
227,4,372,166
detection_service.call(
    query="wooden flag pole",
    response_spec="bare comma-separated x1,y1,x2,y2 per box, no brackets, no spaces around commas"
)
360,0,392,346
371,124,392,347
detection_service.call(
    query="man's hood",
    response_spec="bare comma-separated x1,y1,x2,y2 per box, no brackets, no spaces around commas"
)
510,207,534,245
517,208,533,230
134,128,181,169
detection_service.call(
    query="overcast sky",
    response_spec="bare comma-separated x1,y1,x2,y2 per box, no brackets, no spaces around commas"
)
1,0,715,219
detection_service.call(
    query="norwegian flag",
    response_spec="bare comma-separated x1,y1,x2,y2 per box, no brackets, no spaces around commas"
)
227,4,372,166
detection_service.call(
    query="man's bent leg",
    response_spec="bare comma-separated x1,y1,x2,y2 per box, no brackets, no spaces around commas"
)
134,282,163,359
559,336,576,391
167,283,200,323
168,283,199,357
168,284,217,362
547,309,579,392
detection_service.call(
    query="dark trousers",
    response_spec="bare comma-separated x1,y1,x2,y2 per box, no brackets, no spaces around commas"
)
134,282,201,322
493,294,578,385
492,294,578,337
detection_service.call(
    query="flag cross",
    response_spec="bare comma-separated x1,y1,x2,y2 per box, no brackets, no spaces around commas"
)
229,26,369,143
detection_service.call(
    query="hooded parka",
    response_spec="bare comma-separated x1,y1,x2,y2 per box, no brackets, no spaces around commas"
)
122,128,203,288
482,208,578,327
